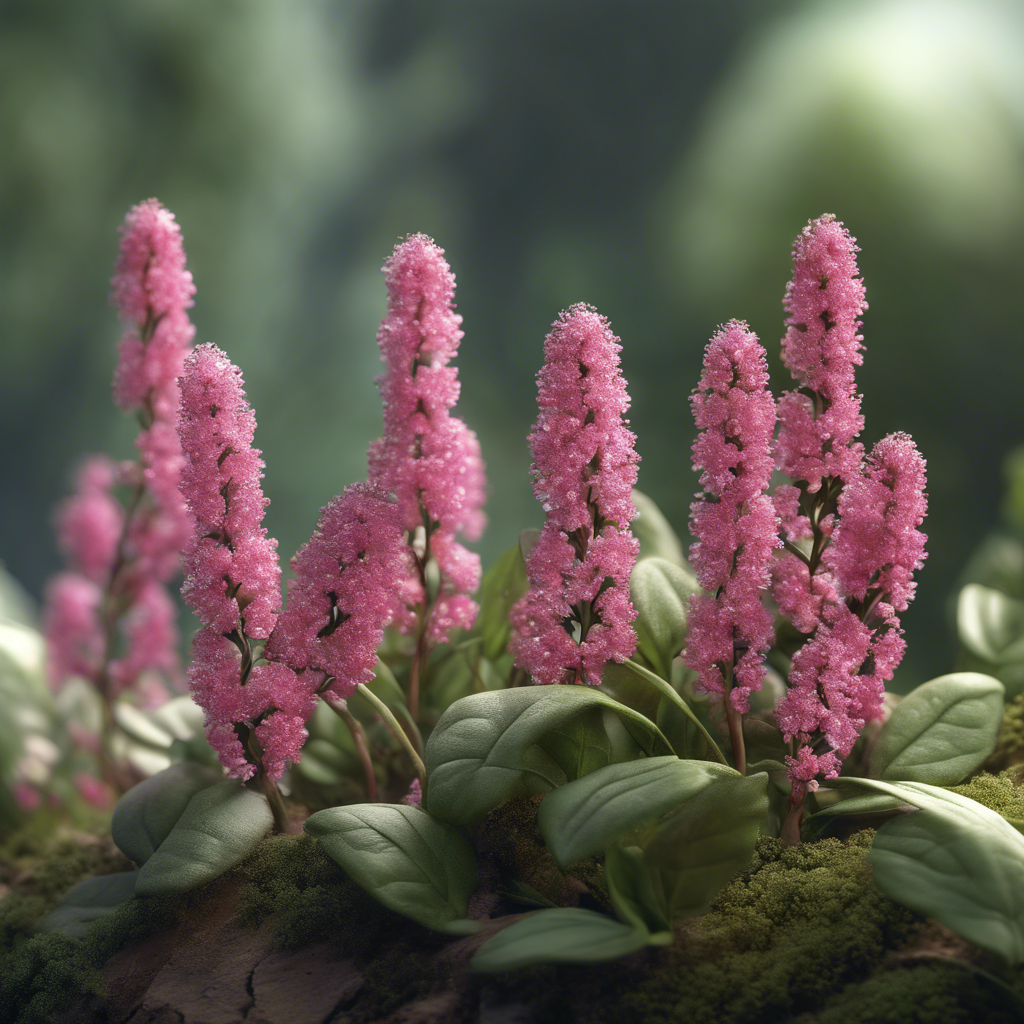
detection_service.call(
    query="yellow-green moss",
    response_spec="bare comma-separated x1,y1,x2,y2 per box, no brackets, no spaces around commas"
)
815,962,1024,1024
985,700,1024,772
615,832,919,1024
950,768,1024,822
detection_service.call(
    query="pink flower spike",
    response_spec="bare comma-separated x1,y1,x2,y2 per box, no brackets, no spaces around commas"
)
528,304,639,533
177,343,282,639
510,304,641,686
368,234,487,643
683,321,779,711
54,456,124,584
775,214,867,491
112,199,197,417
42,573,104,687
266,483,410,699
825,432,928,613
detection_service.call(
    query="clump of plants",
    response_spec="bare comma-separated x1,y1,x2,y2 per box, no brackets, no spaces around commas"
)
7,202,1024,1020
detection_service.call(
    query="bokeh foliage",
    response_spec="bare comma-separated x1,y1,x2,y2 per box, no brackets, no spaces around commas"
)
3,0,1022,691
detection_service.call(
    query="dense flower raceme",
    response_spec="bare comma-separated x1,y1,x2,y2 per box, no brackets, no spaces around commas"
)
683,322,780,713
774,214,866,496
367,234,486,642
177,343,310,780
265,483,409,699
112,198,196,583
510,304,640,685
774,432,928,787
42,201,199,712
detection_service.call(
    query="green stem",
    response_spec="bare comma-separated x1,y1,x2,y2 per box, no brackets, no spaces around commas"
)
323,695,378,801
722,662,746,776
353,684,426,792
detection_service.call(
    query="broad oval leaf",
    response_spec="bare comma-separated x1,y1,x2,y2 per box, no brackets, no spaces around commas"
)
842,778,1024,964
869,673,1004,785
111,762,222,865
39,870,139,939
304,803,479,934
538,756,738,870
471,908,651,972
643,771,769,919
630,558,699,679
424,686,672,826
631,489,685,565
958,584,1024,664
134,779,273,895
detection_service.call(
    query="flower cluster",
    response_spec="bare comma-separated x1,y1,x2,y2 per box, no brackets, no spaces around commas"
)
766,218,928,799
177,344,312,781
266,483,409,698
367,234,486,643
683,321,779,714
775,213,866,494
510,304,640,685
43,201,197,716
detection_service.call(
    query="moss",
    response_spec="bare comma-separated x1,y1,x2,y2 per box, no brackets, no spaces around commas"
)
985,696,1024,771
950,768,1024,822
614,831,919,1024
0,892,178,1024
815,962,1024,1024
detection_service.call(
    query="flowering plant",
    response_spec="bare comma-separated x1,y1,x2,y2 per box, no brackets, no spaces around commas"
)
21,204,1024,986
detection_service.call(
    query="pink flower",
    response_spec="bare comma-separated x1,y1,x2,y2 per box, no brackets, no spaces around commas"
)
13,782,42,811
73,771,112,809
108,580,181,696
683,321,779,713
177,343,282,638
775,215,867,492
54,456,124,584
266,483,409,699
510,305,640,686
42,573,104,687
401,778,423,806
368,234,487,642
825,432,928,613
112,199,196,418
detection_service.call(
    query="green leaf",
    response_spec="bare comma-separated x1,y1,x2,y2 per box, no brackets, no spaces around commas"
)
839,778,1024,963
621,659,726,763
111,762,222,865
869,673,1004,785
958,584,1024,664
630,558,700,679
603,844,673,938
474,542,530,660
113,700,175,749
304,803,479,934
424,685,672,826
364,658,422,749
471,908,652,971
803,789,915,842
537,756,739,870
134,779,274,895
39,870,139,939
643,771,769,919
631,489,685,565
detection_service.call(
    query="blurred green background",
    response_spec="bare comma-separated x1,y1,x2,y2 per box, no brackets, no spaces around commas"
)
3,0,1022,692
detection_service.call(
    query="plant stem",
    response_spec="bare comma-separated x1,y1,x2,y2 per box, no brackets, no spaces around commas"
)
353,684,426,793
258,768,292,833
781,792,805,846
324,696,379,801
722,662,746,775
